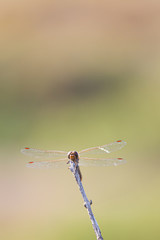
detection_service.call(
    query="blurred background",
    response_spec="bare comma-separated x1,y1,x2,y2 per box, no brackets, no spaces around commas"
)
0,1,160,239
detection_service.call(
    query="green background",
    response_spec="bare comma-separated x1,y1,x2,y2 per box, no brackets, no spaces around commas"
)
1,1,160,239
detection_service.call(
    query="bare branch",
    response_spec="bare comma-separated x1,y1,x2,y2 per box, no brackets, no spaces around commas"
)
69,161,103,240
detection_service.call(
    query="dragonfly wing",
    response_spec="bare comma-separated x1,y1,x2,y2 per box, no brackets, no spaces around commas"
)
79,140,127,156
79,157,127,167
21,147,67,159
26,158,68,168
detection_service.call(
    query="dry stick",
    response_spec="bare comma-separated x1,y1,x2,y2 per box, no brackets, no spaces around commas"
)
69,161,103,240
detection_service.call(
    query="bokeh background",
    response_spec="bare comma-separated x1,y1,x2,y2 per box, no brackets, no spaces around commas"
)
1,1,160,239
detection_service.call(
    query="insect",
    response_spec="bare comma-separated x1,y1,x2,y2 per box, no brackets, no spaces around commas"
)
21,140,127,181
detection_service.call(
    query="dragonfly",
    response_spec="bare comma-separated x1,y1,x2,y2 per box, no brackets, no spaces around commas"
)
21,140,127,180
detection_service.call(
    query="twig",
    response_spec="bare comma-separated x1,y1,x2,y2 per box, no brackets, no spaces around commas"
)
69,161,103,240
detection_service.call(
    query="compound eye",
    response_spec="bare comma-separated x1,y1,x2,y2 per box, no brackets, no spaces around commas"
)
74,151,78,158
67,151,72,159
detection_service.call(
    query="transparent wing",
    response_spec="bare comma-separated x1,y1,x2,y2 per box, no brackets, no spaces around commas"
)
21,147,67,159
79,157,127,167
26,158,68,168
79,140,127,156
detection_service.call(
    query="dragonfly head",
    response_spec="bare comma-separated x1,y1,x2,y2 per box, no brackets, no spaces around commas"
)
68,151,79,161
